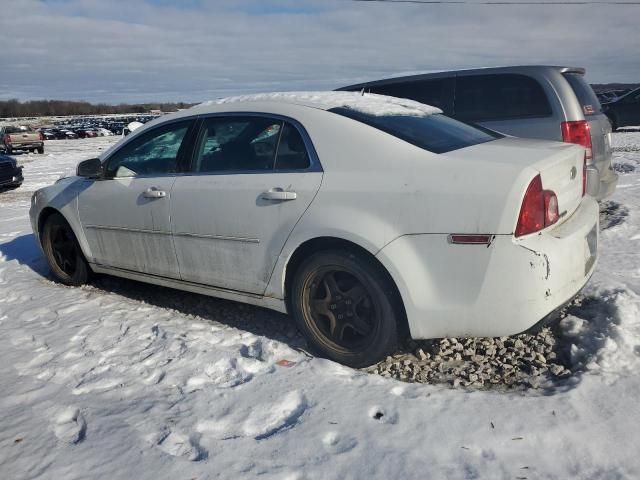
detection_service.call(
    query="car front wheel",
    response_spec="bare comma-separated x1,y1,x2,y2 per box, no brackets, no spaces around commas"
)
291,250,401,368
41,213,90,286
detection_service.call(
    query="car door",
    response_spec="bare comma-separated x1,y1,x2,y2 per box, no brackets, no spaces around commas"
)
171,114,323,294
77,119,196,278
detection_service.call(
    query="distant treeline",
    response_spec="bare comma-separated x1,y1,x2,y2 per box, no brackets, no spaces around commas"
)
0,99,197,118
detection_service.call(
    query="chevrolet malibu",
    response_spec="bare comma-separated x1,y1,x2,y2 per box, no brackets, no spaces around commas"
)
30,92,599,367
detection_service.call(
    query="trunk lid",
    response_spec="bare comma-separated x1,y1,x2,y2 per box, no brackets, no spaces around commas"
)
454,137,585,226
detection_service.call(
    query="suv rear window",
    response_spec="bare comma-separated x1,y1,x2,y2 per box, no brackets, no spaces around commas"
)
328,108,500,154
563,73,602,116
455,74,552,121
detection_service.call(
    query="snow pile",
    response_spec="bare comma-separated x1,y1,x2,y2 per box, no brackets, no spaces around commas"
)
198,91,442,117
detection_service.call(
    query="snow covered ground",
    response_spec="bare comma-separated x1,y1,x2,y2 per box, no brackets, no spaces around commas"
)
1,135,639,479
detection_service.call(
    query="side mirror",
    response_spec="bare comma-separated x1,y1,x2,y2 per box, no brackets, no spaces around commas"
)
77,158,103,178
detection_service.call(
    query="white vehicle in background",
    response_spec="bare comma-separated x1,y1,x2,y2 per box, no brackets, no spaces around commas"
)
97,128,114,137
29,92,599,367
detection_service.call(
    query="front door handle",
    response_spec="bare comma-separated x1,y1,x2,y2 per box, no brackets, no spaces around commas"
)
143,187,167,199
261,188,297,201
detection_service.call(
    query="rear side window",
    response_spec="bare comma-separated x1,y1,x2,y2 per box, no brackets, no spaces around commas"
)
563,73,602,116
329,108,500,154
455,74,552,121
363,78,454,113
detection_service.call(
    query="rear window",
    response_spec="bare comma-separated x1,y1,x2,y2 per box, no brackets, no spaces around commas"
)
563,73,602,116
328,107,500,154
4,126,32,134
455,74,552,121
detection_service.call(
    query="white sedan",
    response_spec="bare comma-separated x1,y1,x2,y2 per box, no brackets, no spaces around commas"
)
29,92,599,367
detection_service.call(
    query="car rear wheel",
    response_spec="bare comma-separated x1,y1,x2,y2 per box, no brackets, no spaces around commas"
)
37,146,44,154
290,250,400,368
42,213,90,286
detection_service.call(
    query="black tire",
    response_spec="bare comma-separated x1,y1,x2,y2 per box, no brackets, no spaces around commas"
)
37,146,44,154
608,115,618,132
41,213,90,286
290,250,401,368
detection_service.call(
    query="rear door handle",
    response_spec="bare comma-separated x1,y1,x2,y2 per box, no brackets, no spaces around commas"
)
261,188,297,201
143,187,167,199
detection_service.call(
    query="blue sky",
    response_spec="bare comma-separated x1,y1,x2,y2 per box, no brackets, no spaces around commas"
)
2,0,639,103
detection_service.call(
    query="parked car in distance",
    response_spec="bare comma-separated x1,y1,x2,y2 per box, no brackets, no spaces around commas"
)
596,90,628,104
30,92,599,367
0,154,23,190
1,125,44,154
339,65,617,200
603,87,640,131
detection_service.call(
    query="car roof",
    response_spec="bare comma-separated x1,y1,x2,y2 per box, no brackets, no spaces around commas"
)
338,65,585,90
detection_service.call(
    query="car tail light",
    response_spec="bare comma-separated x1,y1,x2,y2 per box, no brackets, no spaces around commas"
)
515,175,559,237
39,132,45,141
4,134,11,144
561,120,592,161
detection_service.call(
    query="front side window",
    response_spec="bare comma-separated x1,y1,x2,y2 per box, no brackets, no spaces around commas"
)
105,121,190,177
455,74,552,121
193,116,311,173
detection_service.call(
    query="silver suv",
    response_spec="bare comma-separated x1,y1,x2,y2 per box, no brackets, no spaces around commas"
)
339,66,617,200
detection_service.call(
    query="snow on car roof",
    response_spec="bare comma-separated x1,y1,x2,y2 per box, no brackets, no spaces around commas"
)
197,91,442,117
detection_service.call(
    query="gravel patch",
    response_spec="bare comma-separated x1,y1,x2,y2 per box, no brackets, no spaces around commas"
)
365,297,593,390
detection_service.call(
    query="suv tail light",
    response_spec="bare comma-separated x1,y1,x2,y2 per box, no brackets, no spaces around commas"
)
561,120,592,161
39,132,45,141
4,134,11,144
515,175,559,237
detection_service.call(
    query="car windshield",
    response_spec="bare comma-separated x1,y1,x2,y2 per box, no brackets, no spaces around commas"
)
328,107,500,154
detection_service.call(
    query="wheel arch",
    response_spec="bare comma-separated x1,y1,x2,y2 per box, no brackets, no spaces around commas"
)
37,206,91,261
38,206,62,236
283,236,410,339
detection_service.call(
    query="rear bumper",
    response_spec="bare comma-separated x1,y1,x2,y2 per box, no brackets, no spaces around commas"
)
587,154,618,200
596,170,618,200
5,142,43,150
376,197,599,339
